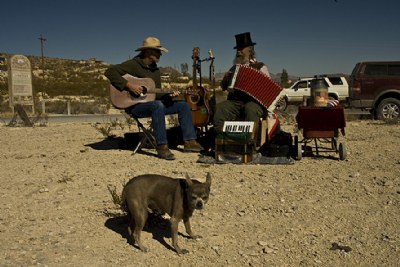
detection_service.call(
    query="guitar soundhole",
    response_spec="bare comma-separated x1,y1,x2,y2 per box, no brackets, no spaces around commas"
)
140,86,148,96
190,94,200,104
130,86,148,98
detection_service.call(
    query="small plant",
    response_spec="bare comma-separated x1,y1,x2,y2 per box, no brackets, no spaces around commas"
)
110,118,126,130
91,118,127,138
125,116,135,127
92,123,114,137
32,112,49,127
107,183,126,212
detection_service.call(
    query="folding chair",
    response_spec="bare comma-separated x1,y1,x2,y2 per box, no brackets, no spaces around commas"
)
130,116,157,155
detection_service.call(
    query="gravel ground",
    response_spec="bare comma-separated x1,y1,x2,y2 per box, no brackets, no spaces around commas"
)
0,117,399,266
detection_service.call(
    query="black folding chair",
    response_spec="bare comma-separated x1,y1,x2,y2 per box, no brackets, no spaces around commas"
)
130,116,157,155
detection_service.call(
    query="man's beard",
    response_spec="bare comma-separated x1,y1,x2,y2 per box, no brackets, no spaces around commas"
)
150,55,160,63
233,53,249,65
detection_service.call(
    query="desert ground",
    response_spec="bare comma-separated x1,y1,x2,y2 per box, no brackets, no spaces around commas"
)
0,113,399,266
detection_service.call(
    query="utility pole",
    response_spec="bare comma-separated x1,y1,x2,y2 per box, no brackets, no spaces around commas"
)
38,34,47,109
38,34,46,77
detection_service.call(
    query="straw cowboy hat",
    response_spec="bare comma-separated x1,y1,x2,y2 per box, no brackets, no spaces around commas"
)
135,37,168,52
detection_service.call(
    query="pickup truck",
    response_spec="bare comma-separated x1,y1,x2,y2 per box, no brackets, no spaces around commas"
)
276,76,348,111
347,61,400,121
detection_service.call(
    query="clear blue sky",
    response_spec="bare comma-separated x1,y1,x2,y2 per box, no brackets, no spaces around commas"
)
2,0,399,77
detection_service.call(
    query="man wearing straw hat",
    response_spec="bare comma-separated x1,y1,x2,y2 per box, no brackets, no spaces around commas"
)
105,37,203,160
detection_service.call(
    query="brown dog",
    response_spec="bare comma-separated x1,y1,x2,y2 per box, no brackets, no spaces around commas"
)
122,173,211,254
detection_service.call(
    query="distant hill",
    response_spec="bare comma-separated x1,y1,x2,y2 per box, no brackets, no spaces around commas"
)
0,53,112,97
0,53,346,97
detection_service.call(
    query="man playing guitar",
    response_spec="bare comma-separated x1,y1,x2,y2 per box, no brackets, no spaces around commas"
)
105,37,203,160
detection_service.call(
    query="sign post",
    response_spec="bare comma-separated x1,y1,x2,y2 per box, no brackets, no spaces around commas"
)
8,54,34,113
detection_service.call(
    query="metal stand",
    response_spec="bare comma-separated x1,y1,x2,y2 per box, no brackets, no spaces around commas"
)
131,117,157,155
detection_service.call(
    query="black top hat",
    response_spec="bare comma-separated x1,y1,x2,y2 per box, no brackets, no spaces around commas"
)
234,32,256,49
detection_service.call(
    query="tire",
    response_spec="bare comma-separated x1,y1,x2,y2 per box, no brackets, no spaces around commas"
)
294,135,302,160
376,98,400,121
339,143,346,160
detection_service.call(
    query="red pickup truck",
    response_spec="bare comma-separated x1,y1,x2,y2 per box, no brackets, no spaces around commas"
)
347,61,400,121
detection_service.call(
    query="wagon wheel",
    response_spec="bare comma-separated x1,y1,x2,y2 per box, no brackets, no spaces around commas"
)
339,143,346,160
331,138,338,151
295,135,302,160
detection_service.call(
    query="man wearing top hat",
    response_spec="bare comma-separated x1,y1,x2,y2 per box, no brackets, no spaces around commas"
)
213,32,271,133
105,37,203,160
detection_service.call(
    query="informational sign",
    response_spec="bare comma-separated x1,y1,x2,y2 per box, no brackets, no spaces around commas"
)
8,54,34,110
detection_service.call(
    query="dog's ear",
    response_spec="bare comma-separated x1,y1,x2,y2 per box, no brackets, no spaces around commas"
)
205,172,212,187
185,173,193,186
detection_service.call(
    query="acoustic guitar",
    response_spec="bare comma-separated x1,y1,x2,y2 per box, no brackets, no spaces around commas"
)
186,47,211,127
110,74,184,109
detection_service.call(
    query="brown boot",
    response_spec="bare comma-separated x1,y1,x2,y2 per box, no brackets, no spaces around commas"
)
183,140,203,153
156,144,175,160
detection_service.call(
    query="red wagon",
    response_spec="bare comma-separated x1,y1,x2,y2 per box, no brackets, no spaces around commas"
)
295,106,347,160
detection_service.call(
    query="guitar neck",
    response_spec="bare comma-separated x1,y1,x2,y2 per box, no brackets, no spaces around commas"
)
146,87,177,94
192,47,200,89
192,63,198,90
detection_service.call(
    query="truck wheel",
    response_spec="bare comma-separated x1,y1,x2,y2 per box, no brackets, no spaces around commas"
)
376,98,400,121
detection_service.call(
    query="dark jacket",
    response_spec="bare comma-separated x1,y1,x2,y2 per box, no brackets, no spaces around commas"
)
104,56,162,90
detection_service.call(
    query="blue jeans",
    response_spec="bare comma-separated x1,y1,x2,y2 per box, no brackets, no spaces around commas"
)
125,100,197,145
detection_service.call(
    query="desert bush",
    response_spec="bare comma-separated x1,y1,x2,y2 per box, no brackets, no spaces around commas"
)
91,118,130,138
107,182,126,212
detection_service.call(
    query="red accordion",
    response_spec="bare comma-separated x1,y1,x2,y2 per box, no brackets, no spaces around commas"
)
228,64,284,112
